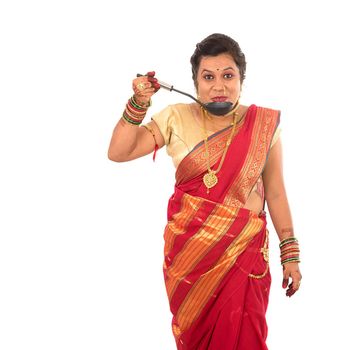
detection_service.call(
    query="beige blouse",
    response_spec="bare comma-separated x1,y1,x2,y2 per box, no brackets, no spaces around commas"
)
148,103,281,168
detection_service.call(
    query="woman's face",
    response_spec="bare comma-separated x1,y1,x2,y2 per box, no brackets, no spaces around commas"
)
196,53,241,105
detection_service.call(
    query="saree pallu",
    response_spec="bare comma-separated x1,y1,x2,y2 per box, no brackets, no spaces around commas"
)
163,105,280,349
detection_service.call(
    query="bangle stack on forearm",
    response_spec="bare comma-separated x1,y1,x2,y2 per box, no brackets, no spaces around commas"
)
279,237,300,265
122,95,150,125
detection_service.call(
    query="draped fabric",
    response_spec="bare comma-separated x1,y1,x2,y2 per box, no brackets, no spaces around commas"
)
163,105,280,349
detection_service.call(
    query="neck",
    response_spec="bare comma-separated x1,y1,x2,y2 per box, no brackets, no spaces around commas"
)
201,107,240,135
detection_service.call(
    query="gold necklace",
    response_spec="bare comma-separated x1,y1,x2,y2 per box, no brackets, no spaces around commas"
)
201,104,240,193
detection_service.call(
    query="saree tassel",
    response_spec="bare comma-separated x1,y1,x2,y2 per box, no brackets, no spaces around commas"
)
153,143,159,162
141,124,159,162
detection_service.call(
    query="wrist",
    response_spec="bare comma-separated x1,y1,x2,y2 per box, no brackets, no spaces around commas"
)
122,96,149,126
132,94,151,108
279,236,301,265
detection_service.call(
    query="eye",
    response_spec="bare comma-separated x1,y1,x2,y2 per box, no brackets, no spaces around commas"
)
203,74,214,80
224,73,234,79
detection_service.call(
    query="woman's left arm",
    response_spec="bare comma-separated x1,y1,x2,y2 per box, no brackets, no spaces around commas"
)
262,138,302,297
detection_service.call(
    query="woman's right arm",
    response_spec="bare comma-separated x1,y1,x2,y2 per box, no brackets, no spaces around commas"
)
108,73,165,162
108,119,165,162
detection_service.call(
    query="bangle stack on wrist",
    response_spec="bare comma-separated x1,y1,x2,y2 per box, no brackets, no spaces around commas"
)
279,237,300,265
122,96,151,125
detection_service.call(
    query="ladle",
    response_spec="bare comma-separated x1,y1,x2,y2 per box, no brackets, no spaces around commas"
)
136,74,233,116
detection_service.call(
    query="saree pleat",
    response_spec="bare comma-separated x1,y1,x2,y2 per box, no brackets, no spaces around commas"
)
163,105,280,349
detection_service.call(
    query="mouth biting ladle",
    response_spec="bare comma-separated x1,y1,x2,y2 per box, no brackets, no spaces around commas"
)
136,74,234,116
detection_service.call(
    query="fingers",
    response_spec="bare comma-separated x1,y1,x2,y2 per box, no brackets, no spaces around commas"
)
286,282,297,297
133,71,160,94
146,71,160,91
285,278,301,297
282,267,290,289
132,79,154,95
132,79,153,106
282,264,302,298
148,76,160,91
292,275,301,291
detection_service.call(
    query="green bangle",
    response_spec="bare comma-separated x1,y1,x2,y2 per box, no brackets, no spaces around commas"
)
131,95,151,109
279,237,298,248
281,257,301,265
122,113,142,125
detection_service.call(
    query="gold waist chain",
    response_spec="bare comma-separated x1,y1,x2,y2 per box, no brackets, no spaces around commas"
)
249,229,269,279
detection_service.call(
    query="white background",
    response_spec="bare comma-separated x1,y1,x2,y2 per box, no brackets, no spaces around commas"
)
1,0,351,349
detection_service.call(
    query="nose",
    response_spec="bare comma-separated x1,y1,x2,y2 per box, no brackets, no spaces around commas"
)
212,77,225,93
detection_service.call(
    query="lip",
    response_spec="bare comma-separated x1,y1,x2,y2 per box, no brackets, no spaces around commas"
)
211,96,228,102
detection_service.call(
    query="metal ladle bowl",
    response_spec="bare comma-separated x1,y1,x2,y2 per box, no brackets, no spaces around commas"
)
136,74,234,116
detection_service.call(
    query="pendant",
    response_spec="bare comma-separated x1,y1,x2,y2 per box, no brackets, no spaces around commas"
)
203,171,218,193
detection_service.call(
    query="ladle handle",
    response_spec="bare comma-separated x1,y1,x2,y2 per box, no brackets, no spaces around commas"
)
136,73,203,106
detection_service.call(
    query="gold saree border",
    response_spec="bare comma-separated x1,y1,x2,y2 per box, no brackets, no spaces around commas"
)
223,107,280,207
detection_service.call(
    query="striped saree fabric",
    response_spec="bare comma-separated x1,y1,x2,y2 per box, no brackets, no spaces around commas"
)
163,105,280,349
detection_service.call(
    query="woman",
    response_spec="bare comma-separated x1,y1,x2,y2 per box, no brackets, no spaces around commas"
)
108,33,302,350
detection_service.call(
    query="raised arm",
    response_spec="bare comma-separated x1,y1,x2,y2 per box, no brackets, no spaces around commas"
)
108,73,165,162
262,138,302,297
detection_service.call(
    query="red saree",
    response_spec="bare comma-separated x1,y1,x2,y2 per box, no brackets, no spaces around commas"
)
163,105,280,349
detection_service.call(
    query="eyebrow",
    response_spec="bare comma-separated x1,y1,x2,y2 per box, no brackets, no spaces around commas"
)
201,67,236,73
201,67,235,74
